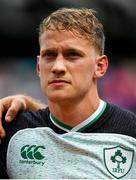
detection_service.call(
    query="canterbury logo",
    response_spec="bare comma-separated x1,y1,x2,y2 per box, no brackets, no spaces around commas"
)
21,145,45,160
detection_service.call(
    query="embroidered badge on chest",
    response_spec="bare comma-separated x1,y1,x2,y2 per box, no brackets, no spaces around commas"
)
103,146,134,179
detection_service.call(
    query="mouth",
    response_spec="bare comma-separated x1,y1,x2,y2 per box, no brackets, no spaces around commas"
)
48,79,70,85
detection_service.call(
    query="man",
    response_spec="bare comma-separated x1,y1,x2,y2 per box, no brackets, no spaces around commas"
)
0,8,136,179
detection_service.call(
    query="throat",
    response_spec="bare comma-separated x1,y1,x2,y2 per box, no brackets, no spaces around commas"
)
49,99,107,132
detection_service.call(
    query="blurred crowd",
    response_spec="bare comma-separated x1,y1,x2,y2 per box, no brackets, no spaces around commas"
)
99,58,136,112
0,58,47,104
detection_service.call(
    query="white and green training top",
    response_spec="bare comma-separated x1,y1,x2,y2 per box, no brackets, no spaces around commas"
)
1,100,136,179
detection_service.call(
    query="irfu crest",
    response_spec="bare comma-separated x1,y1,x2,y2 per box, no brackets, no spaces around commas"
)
104,146,134,179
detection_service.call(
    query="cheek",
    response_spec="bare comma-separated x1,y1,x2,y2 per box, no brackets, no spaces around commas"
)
76,62,95,78
72,65,94,87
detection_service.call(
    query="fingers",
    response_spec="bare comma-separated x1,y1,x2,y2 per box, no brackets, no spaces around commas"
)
0,104,6,139
0,123,6,139
0,122,6,139
0,103,4,125
0,96,26,141
5,100,23,122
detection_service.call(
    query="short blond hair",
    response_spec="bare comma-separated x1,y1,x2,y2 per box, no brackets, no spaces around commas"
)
39,8,105,55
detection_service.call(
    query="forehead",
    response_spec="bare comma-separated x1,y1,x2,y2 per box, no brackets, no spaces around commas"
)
39,30,91,50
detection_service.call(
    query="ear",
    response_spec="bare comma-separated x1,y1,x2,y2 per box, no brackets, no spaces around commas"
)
94,55,108,78
36,55,40,77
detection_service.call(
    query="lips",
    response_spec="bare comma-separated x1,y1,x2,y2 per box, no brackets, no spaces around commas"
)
48,79,70,84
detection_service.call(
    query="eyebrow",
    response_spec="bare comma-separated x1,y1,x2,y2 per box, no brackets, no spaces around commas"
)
40,48,58,55
40,46,85,56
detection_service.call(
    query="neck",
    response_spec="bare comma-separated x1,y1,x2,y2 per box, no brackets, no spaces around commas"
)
48,93,100,127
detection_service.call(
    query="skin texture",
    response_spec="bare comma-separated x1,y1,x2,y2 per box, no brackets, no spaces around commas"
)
0,29,108,139
0,8,108,142
37,29,108,127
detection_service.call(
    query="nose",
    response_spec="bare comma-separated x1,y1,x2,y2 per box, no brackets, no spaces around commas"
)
51,55,66,75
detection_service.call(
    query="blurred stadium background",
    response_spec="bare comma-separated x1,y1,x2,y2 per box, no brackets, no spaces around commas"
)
0,0,136,112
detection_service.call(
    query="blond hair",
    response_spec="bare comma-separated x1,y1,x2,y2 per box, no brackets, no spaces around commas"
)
39,8,105,55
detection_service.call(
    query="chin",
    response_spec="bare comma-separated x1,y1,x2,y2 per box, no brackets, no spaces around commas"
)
47,92,72,103
48,95,67,101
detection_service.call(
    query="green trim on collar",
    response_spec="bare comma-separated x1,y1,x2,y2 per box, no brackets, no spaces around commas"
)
77,101,107,132
50,113,72,130
50,100,107,132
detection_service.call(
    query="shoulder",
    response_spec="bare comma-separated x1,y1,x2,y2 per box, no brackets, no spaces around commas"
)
109,103,136,120
2,107,50,138
106,103,136,138
15,107,50,128
19,107,50,125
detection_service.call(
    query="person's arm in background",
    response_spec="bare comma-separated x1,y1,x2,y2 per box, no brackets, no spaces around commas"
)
0,94,46,140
